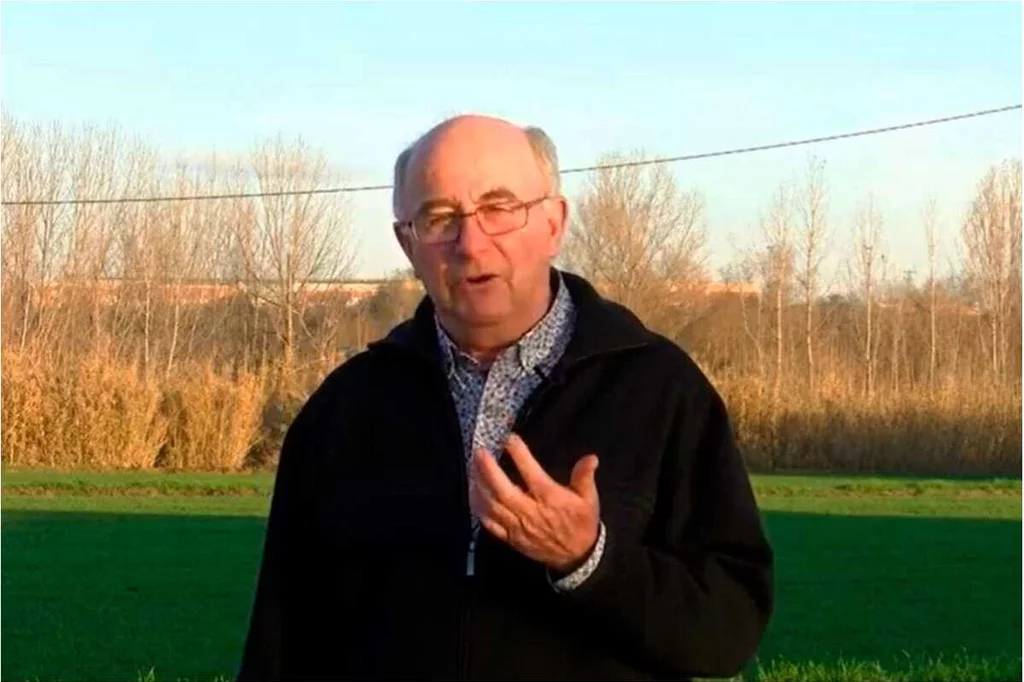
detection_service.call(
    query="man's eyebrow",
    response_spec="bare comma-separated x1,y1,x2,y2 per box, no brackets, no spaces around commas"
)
413,188,522,215
477,187,521,203
414,197,460,215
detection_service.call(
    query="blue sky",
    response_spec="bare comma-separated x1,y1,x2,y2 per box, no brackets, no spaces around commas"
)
2,1,1021,283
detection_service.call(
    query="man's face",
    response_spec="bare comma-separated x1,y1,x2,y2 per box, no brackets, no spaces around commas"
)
396,118,567,330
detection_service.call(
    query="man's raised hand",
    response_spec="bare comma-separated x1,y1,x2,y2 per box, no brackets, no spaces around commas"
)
469,433,600,573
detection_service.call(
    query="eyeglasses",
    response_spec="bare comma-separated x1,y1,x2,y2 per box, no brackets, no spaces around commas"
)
394,195,553,245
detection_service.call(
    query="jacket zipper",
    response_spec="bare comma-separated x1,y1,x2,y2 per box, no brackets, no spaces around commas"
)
394,343,645,679
452,365,563,679
430,366,474,680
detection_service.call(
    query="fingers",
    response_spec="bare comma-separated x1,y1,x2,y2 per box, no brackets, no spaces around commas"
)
470,450,522,541
473,487,519,538
479,515,509,542
472,449,531,510
569,454,600,505
504,433,558,496
475,439,600,507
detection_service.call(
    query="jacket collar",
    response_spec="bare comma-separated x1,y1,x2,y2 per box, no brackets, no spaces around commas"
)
370,268,656,370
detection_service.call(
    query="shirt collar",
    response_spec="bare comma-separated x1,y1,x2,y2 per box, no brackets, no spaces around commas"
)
435,271,574,377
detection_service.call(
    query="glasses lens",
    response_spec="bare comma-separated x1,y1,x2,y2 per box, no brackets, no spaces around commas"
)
478,204,526,234
416,214,457,243
413,201,532,243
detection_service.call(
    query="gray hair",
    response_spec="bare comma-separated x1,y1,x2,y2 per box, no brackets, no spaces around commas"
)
392,145,416,218
391,123,561,219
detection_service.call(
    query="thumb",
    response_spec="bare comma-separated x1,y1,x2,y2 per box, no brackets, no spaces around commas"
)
569,454,600,502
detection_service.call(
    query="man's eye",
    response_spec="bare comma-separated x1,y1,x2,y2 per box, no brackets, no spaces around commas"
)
480,203,518,215
424,214,455,228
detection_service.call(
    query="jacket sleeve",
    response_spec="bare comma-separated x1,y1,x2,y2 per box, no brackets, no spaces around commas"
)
560,374,775,679
236,403,313,681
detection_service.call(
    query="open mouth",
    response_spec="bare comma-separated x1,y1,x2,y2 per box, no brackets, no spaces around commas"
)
465,274,497,285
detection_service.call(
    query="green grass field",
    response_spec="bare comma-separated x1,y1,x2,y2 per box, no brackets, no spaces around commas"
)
1,472,1021,682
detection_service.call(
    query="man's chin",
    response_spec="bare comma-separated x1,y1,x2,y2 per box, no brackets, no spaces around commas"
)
453,301,511,327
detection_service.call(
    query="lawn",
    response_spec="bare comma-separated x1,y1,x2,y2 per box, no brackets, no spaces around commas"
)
1,472,1021,681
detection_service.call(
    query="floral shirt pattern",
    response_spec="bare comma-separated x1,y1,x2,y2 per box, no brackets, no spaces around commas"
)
435,273,606,589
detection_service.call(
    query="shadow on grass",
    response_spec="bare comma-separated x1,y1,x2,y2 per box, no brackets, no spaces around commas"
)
2,510,266,682
1,509,1020,682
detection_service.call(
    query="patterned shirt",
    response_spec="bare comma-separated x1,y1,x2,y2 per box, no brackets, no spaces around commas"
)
435,273,606,590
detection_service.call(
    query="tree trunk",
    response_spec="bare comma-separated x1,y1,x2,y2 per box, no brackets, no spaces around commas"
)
774,280,783,400
166,296,181,379
19,283,31,353
143,278,152,376
805,296,814,391
865,280,873,400
929,278,937,391
990,313,999,379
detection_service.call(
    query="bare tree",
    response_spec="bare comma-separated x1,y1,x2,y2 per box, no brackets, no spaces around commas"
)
795,156,829,391
220,161,265,368
851,196,885,400
113,143,165,373
562,151,708,342
1,118,71,356
759,184,795,399
62,123,147,360
921,196,940,390
722,252,766,381
960,160,1022,383
1,116,38,351
229,136,358,374
158,159,226,377
882,257,910,395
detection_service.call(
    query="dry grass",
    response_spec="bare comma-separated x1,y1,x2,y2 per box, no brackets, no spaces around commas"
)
716,372,1022,475
2,351,167,469
2,349,1021,475
2,351,268,471
159,365,266,471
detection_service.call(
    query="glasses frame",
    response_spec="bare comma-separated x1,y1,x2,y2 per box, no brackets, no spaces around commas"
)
393,194,555,245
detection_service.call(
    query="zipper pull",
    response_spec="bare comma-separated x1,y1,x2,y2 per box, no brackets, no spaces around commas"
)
466,538,476,576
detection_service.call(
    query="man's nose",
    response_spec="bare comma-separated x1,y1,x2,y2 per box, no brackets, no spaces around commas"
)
453,213,492,258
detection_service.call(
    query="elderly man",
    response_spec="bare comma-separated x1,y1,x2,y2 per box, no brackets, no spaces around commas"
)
238,115,774,681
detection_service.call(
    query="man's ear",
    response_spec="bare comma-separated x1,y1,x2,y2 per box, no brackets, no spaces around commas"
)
547,196,569,256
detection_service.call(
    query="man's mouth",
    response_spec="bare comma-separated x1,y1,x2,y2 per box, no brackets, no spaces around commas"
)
465,274,497,285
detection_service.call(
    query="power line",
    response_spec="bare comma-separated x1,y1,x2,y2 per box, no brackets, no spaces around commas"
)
3,103,1020,207
560,104,1022,174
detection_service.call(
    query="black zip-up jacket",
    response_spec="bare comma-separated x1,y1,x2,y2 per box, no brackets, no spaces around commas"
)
238,270,774,681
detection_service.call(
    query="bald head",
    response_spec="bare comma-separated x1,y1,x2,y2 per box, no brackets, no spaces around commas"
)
392,115,560,219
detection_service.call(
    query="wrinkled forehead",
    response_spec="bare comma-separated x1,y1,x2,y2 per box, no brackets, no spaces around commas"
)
402,127,547,214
